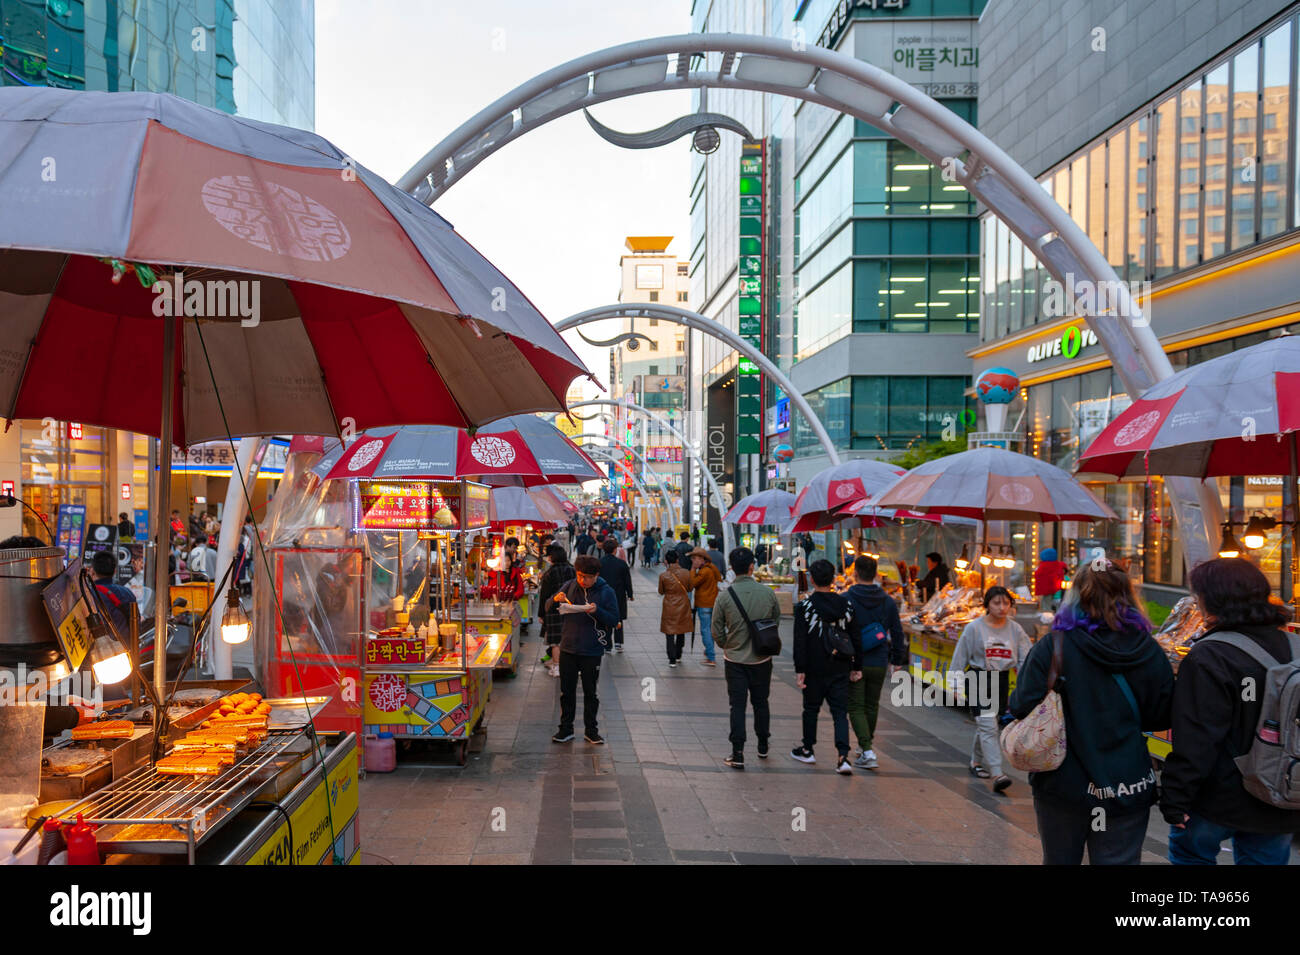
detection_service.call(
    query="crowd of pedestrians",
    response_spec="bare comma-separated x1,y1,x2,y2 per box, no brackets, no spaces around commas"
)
539,519,1299,866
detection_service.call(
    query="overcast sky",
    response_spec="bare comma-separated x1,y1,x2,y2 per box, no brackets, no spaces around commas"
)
315,0,695,397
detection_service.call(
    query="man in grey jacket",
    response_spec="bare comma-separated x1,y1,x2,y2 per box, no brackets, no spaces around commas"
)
711,547,781,770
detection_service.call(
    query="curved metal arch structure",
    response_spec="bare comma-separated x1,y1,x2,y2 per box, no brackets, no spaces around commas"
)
568,399,734,556
555,303,842,466
572,431,679,529
399,32,1219,566
583,445,670,529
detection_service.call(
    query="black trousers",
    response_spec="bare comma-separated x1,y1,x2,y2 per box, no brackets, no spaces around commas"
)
665,633,685,662
724,659,772,751
613,620,624,646
1032,795,1150,865
802,670,851,757
558,651,601,736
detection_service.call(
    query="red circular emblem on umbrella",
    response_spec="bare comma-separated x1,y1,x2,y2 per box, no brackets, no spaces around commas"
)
742,508,764,523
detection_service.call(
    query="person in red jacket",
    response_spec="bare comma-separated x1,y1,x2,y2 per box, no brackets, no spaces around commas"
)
483,537,526,602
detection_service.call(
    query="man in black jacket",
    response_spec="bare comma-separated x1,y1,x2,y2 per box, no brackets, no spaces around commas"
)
550,555,621,745
1161,558,1300,865
598,538,634,652
574,528,595,558
845,555,907,770
791,559,862,774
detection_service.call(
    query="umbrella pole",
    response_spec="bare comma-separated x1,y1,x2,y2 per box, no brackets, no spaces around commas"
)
153,314,177,730
979,518,987,591
1288,432,1298,603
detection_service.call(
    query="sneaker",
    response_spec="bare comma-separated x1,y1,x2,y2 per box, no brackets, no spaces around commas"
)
836,755,853,775
615,645,624,653
854,750,879,770
702,659,716,667
551,731,574,743
548,664,559,677
790,746,816,764
668,660,678,668
757,740,769,759
993,774,1013,793
724,751,744,770
584,733,605,745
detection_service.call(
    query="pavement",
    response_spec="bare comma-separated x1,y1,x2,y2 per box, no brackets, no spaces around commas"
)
356,565,1184,865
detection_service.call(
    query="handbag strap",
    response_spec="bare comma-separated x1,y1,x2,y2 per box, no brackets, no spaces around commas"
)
1045,630,1064,691
1112,672,1140,723
727,585,759,646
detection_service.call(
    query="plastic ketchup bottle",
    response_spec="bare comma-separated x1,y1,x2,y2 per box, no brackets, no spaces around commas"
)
64,813,101,866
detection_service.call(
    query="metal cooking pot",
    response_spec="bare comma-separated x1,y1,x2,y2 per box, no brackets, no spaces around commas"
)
0,547,66,657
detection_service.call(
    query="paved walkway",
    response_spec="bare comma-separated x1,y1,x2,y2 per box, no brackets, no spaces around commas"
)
358,565,1174,865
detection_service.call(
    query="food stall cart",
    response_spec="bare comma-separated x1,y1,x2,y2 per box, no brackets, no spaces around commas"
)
359,479,503,766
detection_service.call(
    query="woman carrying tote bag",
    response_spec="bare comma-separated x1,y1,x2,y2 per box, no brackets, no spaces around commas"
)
1006,560,1174,865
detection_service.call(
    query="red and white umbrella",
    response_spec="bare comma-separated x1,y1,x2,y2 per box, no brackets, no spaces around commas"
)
311,416,602,487
488,486,568,528
787,459,907,532
723,488,797,526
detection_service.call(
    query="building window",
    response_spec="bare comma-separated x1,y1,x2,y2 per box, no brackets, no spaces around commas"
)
649,290,659,302
648,318,658,326
793,375,973,453
677,291,688,302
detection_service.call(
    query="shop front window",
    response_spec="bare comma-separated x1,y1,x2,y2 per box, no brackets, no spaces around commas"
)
20,420,109,539
1144,478,1186,588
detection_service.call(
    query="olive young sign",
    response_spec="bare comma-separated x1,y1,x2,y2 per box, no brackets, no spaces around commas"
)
1027,323,1100,363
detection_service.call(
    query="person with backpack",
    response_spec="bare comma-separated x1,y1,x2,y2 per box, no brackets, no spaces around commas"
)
658,549,695,668
791,558,861,775
845,555,908,770
537,545,575,677
952,585,1033,793
549,554,620,745
712,547,781,770
1160,557,1300,865
1007,559,1174,865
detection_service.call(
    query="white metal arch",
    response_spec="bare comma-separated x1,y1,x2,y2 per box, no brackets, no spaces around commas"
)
555,303,841,465
573,431,679,529
399,32,1220,566
569,399,734,556
583,444,669,529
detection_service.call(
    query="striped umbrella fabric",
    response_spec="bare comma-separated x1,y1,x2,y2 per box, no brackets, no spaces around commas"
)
874,447,1117,522
1078,334,1300,478
0,88,587,445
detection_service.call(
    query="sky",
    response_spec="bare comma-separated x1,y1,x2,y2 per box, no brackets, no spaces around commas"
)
314,0,696,398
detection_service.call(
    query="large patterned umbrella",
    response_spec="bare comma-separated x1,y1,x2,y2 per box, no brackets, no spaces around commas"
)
787,458,907,532
723,488,797,526
312,417,603,486
875,447,1117,523
488,486,569,528
1078,334,1300,478
0,88,588,443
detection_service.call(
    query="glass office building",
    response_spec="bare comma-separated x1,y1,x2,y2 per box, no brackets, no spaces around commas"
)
974,1,1300,597
690,0,984,529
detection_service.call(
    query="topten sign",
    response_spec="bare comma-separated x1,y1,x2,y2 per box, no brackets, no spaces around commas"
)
1026,323,1099,363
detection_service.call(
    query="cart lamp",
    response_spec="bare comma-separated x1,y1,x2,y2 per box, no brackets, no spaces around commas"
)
220,588,251,645
1217,523,1242,559
955,544,970,570
1242,515,1277,550
87,614,131,685
978,549,993,566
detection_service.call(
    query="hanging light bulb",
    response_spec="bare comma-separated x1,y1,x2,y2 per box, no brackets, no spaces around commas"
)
221,588,251,645
955,543,970,570
978,549,992,566
1242,514,1276,550
87,613,131,685
1217,523,1242,559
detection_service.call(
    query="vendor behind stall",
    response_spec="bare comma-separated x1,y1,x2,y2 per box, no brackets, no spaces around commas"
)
919,552,952,601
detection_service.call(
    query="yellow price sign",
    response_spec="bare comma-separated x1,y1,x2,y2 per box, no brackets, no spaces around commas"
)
57,598,92,673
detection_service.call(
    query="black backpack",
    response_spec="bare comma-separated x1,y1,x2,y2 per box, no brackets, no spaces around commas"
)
802,599,856,661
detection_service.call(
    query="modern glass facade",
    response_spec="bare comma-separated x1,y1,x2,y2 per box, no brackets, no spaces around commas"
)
794,374,974,453
981,12,1296,341
1,0,314,129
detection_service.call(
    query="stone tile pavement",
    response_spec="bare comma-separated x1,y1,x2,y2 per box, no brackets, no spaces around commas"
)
359,565,1176,865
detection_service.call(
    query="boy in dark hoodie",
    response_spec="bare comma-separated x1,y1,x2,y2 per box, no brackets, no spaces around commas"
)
792,559,862,774
550,554,621,745
845,555,908,769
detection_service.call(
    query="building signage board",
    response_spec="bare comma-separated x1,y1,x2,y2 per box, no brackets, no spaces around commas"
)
738,142,765,456
851,18,978,96
1026,323,1100,363
817,0,910,50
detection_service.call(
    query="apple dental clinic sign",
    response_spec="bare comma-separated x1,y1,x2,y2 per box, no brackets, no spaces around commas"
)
1026,323,1099,364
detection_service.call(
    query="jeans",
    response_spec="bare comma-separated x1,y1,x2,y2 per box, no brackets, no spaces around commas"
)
847,666,888,751
1032,795,1150,865
801,670,851,757
695,607,716,661
665,633,685,662
1168,812,1294,865
558,651,601,737
724,659,771,751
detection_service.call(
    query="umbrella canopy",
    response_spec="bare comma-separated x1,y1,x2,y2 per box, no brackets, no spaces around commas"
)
488,486,568,528
788,458,907,532
723,488,797,526
875,447,1117,522
0,88,588,444
1078,335,1300,478
834,495,976,527
311,417,603,486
